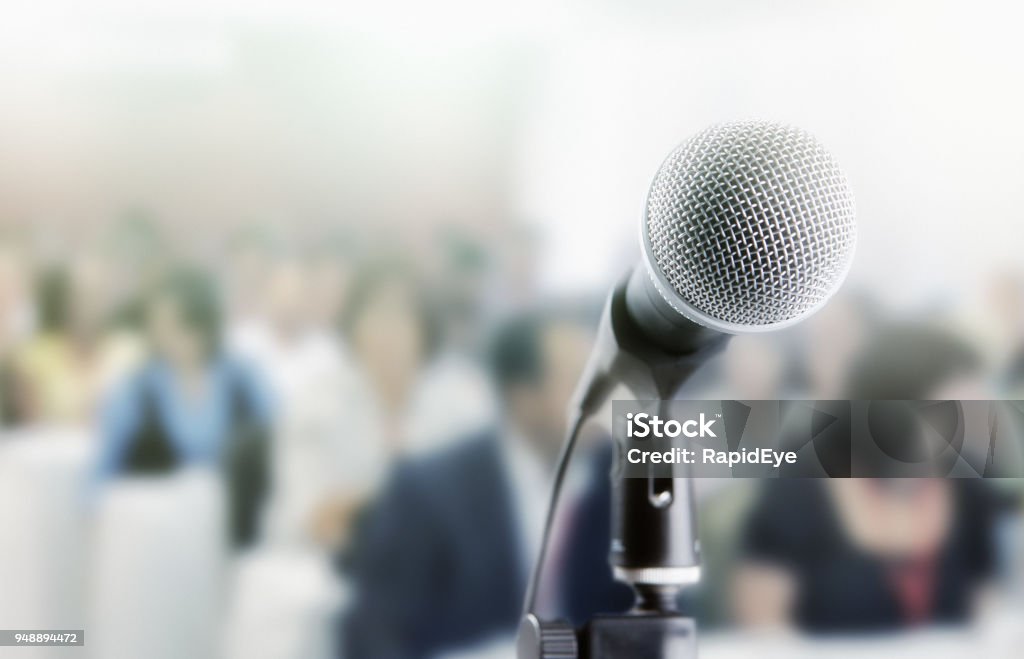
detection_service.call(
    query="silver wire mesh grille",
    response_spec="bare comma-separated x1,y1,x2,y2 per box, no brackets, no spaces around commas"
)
645,121,856,328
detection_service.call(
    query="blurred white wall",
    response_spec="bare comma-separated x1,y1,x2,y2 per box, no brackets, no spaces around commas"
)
514,1,1024,307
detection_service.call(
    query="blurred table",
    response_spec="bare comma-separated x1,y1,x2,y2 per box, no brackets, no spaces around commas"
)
223,546,345,659
701,624,1023,659
0,428,94,658
89,468,227,659
443,623,1024,659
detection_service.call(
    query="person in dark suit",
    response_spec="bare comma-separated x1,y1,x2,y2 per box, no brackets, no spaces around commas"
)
341,310,632,659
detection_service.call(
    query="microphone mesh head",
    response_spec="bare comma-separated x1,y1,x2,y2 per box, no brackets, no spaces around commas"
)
644,121,856,331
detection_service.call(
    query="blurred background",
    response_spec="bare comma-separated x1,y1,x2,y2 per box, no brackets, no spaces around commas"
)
1,1,1023,658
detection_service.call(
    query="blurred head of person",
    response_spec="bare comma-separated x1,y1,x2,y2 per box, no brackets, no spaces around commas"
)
801,290,878,398
263,257,311,340
845,322,982,400
721,334,787,399
34,266,73,338
488,308,595,463
339,259,436,412
68,254,118,342
433,225,491,353
304,229,359,332
986,270,1024,331
145,268,222,371
223,225,276,320
984,270,1024,369
493,220,540,306
835,323,983,560
0,237,31,350
104,209,168,290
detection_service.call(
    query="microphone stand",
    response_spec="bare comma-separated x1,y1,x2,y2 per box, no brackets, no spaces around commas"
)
518,274,728,659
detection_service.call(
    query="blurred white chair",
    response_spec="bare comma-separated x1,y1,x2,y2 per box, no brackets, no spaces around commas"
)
89,468,227,659
222,547,344,659
439,635,517,659
0,428,93,659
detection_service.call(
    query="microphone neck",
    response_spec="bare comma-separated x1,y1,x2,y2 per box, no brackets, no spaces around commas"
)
624,265,723,355
570,268,730,415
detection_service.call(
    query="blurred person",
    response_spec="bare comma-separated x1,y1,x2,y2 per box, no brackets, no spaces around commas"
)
711,334,789,400
985,272,1024,353
481,220,542,318
411,225,499,455
304,229,359,334
984,272,1024,395
0,238,32,426
101,210,172,329
733,324,1007,633
94,266,273,547
223,226,277,345
229,254,311,380
233,256,358,547
341,309,632,659
949,270,1024,397
300,260,437,552
0,234,33,348
219,231,357,658
0,359,18,428
11,258,142,427
219,251,352,659
337,257,493,462
431,225,491,352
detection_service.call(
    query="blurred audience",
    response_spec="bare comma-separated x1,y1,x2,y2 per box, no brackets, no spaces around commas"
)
0,212,1022,658
341,309,631,659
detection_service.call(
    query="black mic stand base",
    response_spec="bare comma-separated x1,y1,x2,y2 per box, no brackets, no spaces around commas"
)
584,612,697,659
519,612,697,659
519,584,696,659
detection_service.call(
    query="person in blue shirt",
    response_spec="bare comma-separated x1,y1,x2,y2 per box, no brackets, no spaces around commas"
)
95,266,274,547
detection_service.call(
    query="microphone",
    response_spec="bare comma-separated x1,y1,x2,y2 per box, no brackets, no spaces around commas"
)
520,121,856,659
575,120,857,412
